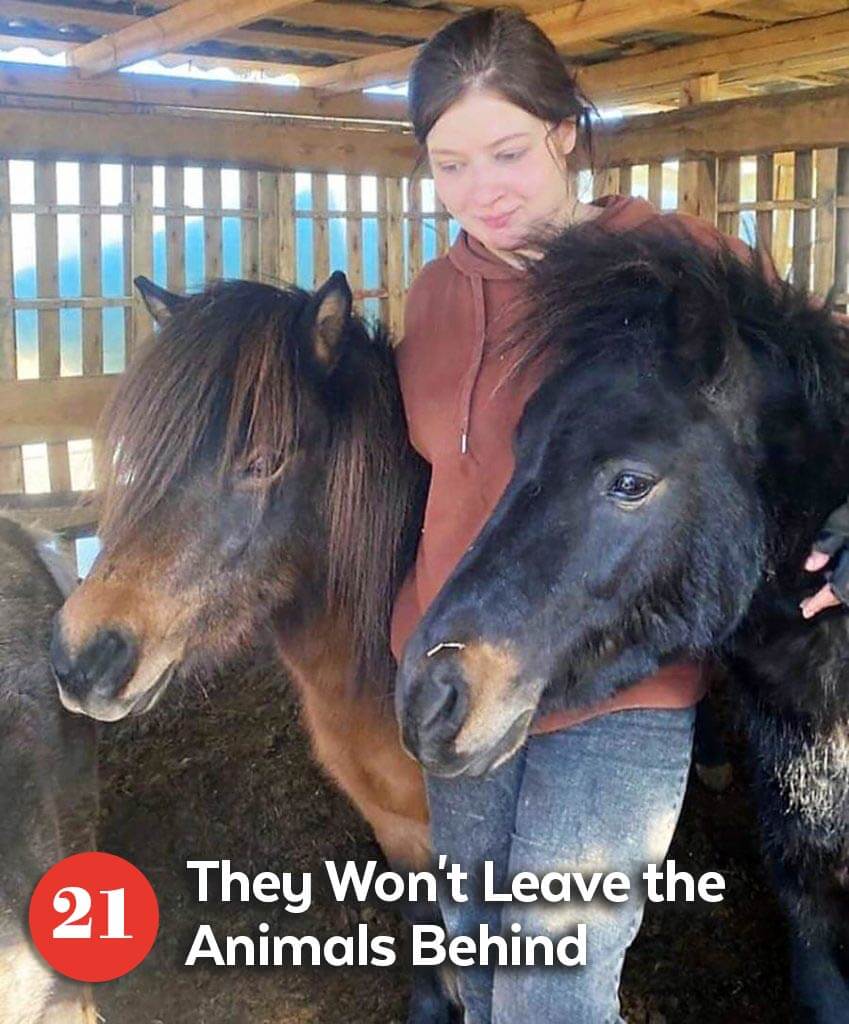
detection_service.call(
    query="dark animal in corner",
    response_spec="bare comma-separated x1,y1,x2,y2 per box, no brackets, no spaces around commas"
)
0,517,97,1024
395,223,849,1022
49,273,458,1023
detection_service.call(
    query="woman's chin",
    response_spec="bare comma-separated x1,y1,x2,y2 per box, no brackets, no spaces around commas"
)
478,223,529,256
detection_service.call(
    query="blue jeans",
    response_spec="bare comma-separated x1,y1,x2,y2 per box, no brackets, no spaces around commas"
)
426,707,696,1024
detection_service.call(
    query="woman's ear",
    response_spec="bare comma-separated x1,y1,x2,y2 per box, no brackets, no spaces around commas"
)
553,118,577,160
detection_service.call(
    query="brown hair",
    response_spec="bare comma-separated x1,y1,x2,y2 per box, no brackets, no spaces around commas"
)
409,7,594,165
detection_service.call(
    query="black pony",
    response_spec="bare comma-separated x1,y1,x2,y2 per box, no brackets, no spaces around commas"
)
0,517,97,1023
396,223,849,1021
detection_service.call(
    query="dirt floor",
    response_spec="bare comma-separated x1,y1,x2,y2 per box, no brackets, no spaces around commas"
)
93,650,793,1024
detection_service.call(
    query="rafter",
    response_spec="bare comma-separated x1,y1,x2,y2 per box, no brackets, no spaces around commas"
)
579,7,849,105
295,0,743,93
0,63,409,123
66,0,314,77
0,1,390,59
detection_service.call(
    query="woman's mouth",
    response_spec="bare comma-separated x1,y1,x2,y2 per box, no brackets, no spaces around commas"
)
480,210,517,230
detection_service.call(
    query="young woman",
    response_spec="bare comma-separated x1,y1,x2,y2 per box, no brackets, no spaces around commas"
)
388,8,848,1021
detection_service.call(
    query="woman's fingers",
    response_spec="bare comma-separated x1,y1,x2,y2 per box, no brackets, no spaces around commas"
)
805,550,831,572
800,584,842,619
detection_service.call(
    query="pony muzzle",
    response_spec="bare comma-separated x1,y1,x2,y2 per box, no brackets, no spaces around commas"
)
50,616,177,722
398,638,537,778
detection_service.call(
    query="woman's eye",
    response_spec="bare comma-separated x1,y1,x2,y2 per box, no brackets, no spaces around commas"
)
608,472,656,503
496,149,525,163
438,162,460,174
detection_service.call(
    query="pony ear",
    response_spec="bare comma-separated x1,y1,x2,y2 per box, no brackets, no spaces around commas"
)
301,271,353,374
665,261,733,388
133,276,186,327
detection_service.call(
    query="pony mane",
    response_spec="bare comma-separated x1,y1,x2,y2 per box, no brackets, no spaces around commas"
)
98,278,425,694
503,221,849,427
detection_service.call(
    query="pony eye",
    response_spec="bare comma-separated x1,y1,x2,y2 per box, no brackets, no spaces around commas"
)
243,451,281,480
608,471,655,503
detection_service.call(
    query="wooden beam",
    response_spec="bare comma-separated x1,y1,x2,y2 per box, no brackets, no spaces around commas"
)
0,64,408,124
0,1,390,59
579,8,849,106
0,102,417,177
5,82,849,180
296,45,421,92
533,0,741,43
192,1,451,39
67,0,313,77
677,73,718,220
581,83,849,169
295,0,741,93
0,376,117,447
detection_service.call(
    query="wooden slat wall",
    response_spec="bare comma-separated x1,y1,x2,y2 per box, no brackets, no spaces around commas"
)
3,150,848,536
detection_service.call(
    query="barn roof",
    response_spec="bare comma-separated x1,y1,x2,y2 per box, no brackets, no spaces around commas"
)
1,0,848,115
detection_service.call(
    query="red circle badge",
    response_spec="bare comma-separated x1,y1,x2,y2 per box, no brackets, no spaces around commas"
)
28,851,159,982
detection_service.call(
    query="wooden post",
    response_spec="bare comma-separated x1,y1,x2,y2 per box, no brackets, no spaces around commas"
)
407,176,422,282
792,150,813,290
648,161,663,209
131,164,153,357
278,172,296,285
203,167,222,281
346,175,364,313
592,167,620,199
434,193,450,257
0,159,14,381
312,172,329,287
382,177,404,339
240,169,259,281
813,148,838,298
755,153,774,257
80,162,102,376
835,147,849,307
677,74,718,221
165,165,184,292
772,153,794,278
258,171,279,283
717,157,740,239
35,161,60,378
47,441,72,494
618,165,632,197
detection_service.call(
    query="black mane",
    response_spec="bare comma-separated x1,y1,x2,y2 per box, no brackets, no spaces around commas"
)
507,222,849,426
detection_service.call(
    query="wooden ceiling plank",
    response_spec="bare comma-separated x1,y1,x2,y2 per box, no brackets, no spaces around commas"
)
0,62,410,122
295,0,744,94
579,8,849,105
66,0,315,77
533,0,743,42
251,2,451,38
0,0,393,57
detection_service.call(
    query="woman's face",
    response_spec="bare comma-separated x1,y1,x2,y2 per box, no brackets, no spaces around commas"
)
426,88,576,253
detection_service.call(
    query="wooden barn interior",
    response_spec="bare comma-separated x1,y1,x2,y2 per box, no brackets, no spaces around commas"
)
2,0,849,561
1,4,848,1022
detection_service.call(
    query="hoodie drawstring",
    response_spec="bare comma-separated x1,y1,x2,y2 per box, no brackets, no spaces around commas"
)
458,272,487,456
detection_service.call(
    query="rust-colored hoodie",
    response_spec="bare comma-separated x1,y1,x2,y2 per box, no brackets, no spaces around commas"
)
390,194,751,732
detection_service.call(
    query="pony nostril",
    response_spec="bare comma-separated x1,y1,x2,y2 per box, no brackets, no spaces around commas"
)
87,629,138,698
418,667,469,739
50,624,139,703
50,615,73,685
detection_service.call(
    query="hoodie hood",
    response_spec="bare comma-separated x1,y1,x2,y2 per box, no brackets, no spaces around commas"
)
446,194,660,280
446,194,661,454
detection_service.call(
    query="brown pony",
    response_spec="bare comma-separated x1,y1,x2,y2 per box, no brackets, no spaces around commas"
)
50,273,449,1021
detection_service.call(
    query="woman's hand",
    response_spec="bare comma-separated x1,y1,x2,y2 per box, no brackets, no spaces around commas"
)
800,500,849,618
